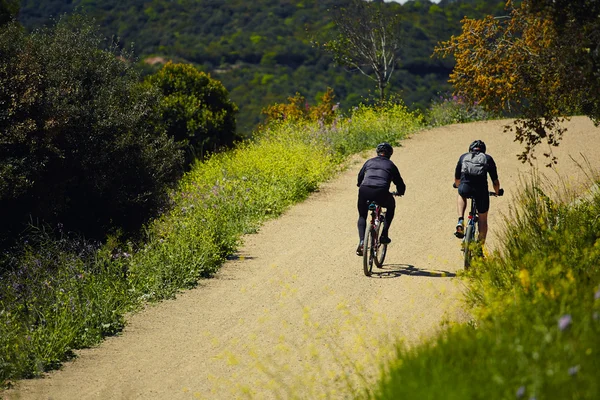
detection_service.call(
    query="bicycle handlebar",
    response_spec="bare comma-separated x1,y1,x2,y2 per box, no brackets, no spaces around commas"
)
453,183,504,197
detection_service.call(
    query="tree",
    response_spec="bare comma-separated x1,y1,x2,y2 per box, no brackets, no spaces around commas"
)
434,0,600,164
146,62,240,164
318,0,403,101
0,16,183,244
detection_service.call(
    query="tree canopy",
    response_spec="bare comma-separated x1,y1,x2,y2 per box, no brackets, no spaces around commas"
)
18,0,508,133
146,62,240,164
0,15,182,245
435,0,600,163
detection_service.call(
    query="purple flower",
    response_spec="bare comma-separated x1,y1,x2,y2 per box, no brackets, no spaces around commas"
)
558,314,572,331
516,386,526,398
594,287,600,300
568,365,580,376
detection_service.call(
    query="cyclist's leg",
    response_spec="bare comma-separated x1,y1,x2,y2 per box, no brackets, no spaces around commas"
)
475,190,490,244
456,184,471,237
457,192,467,220
378,191,395,240
357,186,374,254
478,212,489,244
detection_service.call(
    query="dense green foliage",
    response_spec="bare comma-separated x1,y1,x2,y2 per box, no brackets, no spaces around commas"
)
375,176,600,399
0,101,423,386
435,0,600,163
0,16,183,248
146,62,240,164
17,0,508,133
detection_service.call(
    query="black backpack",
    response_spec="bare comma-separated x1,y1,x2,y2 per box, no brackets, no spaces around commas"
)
461,152,488,177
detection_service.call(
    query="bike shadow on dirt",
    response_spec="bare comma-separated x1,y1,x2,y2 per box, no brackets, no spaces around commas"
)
369,264,456,279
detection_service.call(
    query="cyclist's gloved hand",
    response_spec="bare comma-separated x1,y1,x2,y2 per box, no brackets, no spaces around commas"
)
396,187,405,196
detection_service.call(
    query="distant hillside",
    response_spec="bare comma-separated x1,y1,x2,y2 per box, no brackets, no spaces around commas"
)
18,0,507,134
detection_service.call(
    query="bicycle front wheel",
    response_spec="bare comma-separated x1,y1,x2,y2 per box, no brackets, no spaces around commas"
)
363,225,375,277
463,225,474,269
374,219,387,268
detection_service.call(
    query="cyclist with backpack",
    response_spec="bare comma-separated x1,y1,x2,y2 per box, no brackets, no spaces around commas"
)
454,140,500,244
356,143,406,256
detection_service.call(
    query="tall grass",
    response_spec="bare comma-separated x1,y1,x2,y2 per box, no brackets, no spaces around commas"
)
374,174,600,399
0,101,423,386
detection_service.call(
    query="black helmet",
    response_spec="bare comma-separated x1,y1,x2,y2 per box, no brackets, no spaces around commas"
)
376,142,393,157
469,140,486,153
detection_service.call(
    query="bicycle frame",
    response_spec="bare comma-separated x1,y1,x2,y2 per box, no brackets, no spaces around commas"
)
460,188,504,269
361,191,399,277
363,202,387,276
461,196,480,269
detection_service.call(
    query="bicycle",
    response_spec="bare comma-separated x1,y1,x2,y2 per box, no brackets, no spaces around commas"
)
363,192,399,277
457,186,504,269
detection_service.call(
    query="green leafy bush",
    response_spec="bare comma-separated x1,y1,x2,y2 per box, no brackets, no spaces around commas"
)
146,61,240,164
0,16,182,246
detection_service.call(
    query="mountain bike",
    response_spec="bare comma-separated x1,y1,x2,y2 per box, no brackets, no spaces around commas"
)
363,192,399,277
459,187,504,269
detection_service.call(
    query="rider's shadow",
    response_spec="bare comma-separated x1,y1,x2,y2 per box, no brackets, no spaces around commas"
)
369,264,456,278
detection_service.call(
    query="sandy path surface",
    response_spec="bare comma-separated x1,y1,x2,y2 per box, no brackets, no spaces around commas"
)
5,118,600,400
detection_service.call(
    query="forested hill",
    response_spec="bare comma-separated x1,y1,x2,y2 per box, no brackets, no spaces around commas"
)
18,0,506,134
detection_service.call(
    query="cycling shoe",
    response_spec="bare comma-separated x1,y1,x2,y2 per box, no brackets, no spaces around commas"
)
380,236,391,244
356,242,364,256
454,223,465,239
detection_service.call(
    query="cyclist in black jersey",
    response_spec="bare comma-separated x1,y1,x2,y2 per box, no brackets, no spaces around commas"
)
454,140,501,244
356,143,406,256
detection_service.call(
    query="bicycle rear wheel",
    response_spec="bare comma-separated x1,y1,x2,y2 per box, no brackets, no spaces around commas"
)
363,226,375,276
463,225,474,269
374,219,387,268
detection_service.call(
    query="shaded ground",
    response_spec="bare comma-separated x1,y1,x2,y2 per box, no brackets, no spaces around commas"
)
5,118,600,399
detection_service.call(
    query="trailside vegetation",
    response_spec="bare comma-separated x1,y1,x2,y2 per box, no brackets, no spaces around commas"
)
0,98,424,385
0,16,183,248
434,0,600,164
374,173,600,399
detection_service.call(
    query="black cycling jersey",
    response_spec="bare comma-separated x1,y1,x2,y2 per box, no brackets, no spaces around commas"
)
454,152,498,188
357,156,406,194
356,156,405,242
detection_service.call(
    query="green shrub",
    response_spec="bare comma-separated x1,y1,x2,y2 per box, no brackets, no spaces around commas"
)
146,62,240,164
0,16,182,247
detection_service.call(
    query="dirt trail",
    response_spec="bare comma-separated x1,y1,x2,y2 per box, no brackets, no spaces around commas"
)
6,118,600,399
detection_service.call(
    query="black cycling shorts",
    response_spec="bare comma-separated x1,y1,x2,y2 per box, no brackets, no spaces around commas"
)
458,183,490,214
